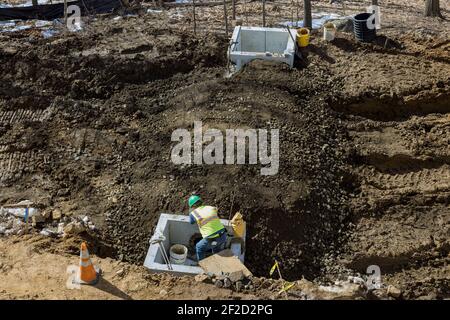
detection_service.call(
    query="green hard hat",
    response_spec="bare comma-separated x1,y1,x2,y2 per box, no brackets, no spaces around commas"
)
188,195,201,208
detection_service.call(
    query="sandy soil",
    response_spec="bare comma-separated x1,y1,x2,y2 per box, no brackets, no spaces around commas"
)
0,236,264,299
0,0,449,299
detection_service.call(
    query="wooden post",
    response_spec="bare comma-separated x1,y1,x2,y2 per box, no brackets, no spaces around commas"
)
244,0,248,25
303,0,312,29
64,0,68,25
291,0,294,27
425,0,442,18
232,0,236,20
192,0,197,35
223,0,229,36
262,0,266,27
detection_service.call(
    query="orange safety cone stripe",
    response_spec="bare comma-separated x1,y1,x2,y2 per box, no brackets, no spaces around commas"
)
78,242,98,283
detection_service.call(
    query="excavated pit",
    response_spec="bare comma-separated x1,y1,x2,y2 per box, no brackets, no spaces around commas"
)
0,11,449,297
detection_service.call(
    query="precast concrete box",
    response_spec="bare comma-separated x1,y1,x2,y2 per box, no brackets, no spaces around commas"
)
144,214,246,276
228,26,297,71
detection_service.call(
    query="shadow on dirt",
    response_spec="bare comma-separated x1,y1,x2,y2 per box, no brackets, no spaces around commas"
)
95,277,133,300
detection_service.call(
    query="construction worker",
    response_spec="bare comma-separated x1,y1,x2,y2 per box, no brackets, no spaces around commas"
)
188,195,227,261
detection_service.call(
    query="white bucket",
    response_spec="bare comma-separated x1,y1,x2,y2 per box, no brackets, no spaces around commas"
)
323,23,336,41
169,244,188,265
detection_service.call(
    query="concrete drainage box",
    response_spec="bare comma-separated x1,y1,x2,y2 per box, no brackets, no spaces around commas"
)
228,26,297,71
144,213,245,276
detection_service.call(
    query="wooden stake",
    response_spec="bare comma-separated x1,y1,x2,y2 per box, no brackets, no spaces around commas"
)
425,0,442,18
262,0,266,27
227,190,236,225
192,0,197,35
244,0,248,25
223,0,229,36
232,0,236,20
64,0,68,25
291,0,294,27
303,0,312,29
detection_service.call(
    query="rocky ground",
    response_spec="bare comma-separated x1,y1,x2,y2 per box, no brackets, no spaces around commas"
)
0,0,449,299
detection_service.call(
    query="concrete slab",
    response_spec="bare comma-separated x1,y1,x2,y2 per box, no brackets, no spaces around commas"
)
144,213,246,276
199,249,252,279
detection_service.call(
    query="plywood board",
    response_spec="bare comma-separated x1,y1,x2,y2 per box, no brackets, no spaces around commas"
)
199,249,252,278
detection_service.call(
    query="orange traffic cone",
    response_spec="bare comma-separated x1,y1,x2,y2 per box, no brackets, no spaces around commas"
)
75,242,101,285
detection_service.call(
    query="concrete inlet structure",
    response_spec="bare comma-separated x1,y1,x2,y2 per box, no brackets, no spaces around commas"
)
228,26,297,71
144,214,245,276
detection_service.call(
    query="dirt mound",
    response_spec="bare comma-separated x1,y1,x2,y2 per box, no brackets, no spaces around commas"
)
102,60,352,279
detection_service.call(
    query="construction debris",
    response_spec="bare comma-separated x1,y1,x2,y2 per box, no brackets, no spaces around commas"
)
63,221,86,236
52,209,62,220
194,273,209,283
387,285,402,299
199,250,252,277
291,279,366,300
198,249,253,291
0,202,96,238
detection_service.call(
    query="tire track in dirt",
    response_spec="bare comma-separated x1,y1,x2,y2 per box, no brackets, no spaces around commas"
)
0,108,53,124
0,151,49,184
342,101,450,298
357,165,450,193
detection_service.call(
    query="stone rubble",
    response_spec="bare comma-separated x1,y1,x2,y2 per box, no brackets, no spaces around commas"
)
0,204,97,238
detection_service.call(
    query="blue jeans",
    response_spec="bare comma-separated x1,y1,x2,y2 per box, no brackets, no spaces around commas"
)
196,231,227,261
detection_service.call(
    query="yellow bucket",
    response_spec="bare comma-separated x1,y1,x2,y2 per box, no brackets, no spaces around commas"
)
230,212,246,239
297,28,310,47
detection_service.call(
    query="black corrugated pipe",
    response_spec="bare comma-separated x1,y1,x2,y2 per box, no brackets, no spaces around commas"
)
353,12,377,42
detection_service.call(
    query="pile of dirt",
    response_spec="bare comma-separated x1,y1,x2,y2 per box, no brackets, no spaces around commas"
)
103,59,353,279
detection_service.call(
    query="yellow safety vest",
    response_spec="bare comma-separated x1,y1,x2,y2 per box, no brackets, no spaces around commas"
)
191,205,224,239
